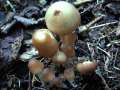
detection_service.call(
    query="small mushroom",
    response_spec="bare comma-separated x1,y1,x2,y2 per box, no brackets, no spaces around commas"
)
52,50,67,64
76,61,97,75
64,68,75,81
32,29,59,57
42,68,55,82
28,59,44,74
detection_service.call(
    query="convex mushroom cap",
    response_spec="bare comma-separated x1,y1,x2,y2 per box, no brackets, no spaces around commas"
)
76,61,97,74
42,68,55,82
28,59,44,74
45,1,81,35
32,29,59,57
64,68,75,81
52,50,67,64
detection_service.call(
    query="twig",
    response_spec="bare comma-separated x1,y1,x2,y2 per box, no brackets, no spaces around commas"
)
73,0,93,5
6,0,16,12
98,74,111,90
14,16,44,26
79,18,118,33
90,21,118,29
113,48,120,71
104,57,113,73
96,46,111,58
79,15,105,33
97,0,104,4
87,43,95,60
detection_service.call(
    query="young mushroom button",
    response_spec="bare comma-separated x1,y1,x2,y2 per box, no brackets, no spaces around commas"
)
45,1,81,35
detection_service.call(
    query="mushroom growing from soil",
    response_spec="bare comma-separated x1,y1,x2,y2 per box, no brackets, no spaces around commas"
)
45,1,80,35
32,29,59,57
52,50,67,64
28,59,44,74
42,68,55,82
64,68,75,81
76,61,97,75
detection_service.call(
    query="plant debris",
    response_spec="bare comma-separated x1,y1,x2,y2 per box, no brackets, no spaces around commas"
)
0,0,120,90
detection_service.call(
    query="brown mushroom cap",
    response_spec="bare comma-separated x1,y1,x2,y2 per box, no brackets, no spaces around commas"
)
32,29,59,57
64,68,75,81
76,61,97,75
42,68,55,82
28,59,44,74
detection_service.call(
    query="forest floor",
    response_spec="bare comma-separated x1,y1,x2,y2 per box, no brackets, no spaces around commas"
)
0,0,120,90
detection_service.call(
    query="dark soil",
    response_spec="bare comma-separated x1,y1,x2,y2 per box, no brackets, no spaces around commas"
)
0,0,120,90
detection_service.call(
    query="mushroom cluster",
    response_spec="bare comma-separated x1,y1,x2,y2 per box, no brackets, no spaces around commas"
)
29,1,97,87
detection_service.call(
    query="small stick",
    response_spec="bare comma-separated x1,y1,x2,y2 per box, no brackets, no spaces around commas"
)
73,0,93,5
79,15,104,33
87,15,105,28
6,0,16,12
96,46,111,58
89,21,118,29
79,17,119,33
